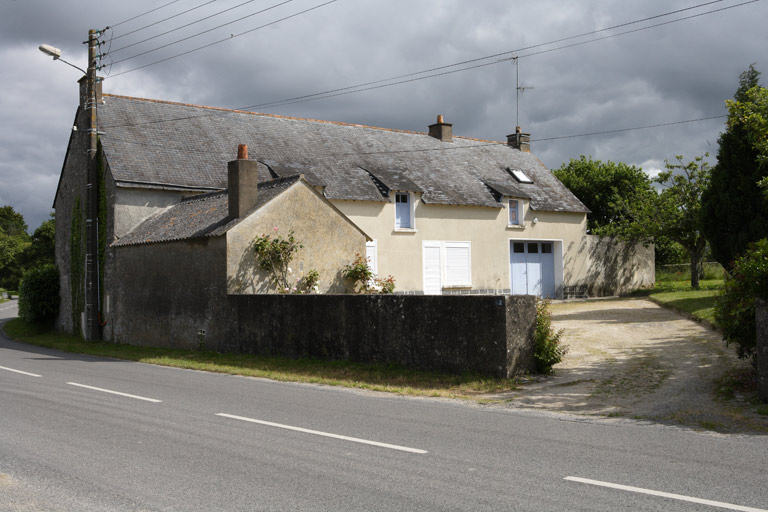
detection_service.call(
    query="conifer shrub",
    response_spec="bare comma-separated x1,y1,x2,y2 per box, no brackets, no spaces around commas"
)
18,264,59,324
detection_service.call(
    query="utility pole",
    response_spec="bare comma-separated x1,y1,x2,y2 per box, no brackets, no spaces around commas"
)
84,29,100,341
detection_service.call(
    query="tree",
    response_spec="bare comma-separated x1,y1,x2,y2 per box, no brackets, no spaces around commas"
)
702,65,768,269
0,205,30,290
20,213,55,269
714,238,768,360
553,156,655,233
612,155,712,289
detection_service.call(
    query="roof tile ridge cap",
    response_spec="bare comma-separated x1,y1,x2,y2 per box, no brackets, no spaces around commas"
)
259,174,301,188
102,93,449,137
452,135,507,144
180,190,227,203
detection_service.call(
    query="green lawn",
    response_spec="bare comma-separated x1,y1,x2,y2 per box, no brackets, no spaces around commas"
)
635,276,724,327
1,318,519,400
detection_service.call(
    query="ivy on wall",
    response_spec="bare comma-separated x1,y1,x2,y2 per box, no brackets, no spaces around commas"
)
70,195,84,331
96,139,107,314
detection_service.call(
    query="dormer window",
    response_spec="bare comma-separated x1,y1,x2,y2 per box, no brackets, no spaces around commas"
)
509,169,533,184
395,191,414,230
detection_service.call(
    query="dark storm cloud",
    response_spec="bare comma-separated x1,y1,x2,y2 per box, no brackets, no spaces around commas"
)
1,0,766,229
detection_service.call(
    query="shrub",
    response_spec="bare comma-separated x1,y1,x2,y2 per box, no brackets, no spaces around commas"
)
715,238,768,360
534,300,567,373
342,253,396,294
18,264,59,323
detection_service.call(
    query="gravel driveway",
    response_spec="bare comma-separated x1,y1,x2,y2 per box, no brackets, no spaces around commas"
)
491,298,768,434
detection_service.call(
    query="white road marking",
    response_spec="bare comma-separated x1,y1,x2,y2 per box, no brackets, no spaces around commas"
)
66,382,162,403
565,476,768,512
216,413,428,454
0,365,41,377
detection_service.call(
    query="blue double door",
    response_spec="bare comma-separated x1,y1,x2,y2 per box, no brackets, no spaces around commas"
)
510,241,555,298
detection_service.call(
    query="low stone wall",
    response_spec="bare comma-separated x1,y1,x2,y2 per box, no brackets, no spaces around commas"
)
757,298,768,403
223,294,535,378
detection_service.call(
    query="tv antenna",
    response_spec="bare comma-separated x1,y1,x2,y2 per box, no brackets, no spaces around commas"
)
513,55,534,129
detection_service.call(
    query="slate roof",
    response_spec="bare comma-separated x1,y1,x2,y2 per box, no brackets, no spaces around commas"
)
113,175,300,247
97,94,588,213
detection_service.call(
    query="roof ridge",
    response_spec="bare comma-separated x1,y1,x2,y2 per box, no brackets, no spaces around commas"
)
102,93,505,144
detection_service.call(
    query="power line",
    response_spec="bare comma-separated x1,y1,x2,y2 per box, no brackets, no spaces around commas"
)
110,0,264,54
533,115,727,142
110,0,304,67
247,0,760,111
112,0,220,42
102,0,755,129
110,0,184,29
247,0,732,110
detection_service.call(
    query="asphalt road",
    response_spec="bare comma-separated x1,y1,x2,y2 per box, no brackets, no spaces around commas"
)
1,301,767,511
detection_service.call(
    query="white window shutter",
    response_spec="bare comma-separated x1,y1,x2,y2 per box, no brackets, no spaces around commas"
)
444,243,471,286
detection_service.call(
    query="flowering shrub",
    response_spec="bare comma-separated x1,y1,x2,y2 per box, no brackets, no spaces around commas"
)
342,253,396,294
252,229,319,293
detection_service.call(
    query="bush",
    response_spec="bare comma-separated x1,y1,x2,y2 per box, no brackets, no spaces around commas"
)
534,300,567,373
342,253,396,294
715,238,768,360
18,264,59,323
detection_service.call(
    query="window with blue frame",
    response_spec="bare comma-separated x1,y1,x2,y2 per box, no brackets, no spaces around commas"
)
395,192,412,229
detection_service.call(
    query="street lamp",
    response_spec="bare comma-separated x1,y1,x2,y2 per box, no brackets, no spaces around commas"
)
38,44,86,74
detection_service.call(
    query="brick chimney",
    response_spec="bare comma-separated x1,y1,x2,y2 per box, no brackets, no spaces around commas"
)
507,126,531,152
428,114,453,142
228,144,260,219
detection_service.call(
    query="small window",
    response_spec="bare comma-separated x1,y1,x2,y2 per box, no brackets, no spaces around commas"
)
508,199,519,225
528,243,539,254
513,242,525,253
542,243,552,254
510,169,533,184
395,192,412,229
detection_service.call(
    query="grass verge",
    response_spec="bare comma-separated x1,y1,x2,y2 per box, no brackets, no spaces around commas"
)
2,318,519,400
632,278,723,327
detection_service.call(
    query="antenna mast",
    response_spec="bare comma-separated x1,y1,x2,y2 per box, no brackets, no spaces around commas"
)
513,56,534,129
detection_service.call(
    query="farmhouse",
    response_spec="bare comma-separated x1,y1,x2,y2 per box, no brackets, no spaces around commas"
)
54,82,653,342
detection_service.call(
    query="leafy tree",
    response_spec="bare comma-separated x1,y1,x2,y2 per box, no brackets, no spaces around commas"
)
702,65,768,269
714,238,768,360
611,155,712,289
553,156,654,233
20,213,55,269
0,205,28,236
0,205,30,290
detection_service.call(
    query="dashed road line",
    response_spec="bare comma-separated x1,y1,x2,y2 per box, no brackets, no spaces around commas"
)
565,476,768,512
0,365,41,377
66,382,162,403
217,413,427,454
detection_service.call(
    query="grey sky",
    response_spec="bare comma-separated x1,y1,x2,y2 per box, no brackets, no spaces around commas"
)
1,0,766,230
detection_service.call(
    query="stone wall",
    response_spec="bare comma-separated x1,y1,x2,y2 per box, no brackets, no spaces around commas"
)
227,294,535,378
757,298,768,403
565,234,655,297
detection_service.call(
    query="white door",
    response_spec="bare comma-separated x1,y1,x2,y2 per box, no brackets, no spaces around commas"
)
423,243,442,295
510,241,556,298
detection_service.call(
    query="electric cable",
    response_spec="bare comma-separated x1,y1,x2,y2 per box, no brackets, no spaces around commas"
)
110,0,184,29
109,0,265,54
110,0,305,66
101,0,756,129
111,0,220,42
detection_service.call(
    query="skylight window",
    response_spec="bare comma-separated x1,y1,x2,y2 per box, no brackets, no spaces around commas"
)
509,169,533,184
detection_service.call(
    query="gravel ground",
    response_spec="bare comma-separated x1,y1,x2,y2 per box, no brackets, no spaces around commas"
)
490,298,768,434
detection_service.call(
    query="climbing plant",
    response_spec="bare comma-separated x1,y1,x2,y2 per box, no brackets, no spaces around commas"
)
70,195,84,331
252,228,320,293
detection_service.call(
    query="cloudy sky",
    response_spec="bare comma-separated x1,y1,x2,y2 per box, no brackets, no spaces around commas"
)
1,0,766,230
